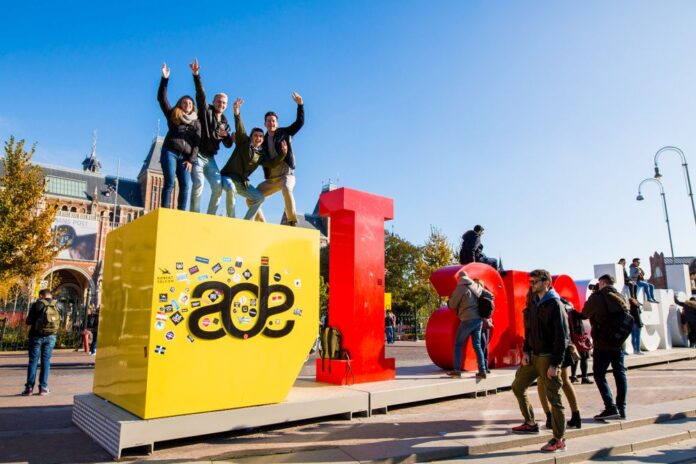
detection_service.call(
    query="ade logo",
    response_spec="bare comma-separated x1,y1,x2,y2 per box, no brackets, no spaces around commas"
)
187,261,295,340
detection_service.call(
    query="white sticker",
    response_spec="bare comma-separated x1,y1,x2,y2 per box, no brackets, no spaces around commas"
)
154,320,166,331
294,279,301,288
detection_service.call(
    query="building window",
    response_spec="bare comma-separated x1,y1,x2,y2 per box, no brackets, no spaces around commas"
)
70,207,77,213
45,176,87,198
61,205,68,211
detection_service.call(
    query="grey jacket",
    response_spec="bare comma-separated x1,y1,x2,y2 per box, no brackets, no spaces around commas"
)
448,277,483,321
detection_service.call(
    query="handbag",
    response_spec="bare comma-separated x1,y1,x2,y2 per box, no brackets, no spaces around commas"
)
572,332,593,352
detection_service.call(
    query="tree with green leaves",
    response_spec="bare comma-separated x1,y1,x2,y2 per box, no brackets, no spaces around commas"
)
385,230,421,315
0,137,61,283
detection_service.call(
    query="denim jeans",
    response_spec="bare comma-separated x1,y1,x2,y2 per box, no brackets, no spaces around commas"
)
90,330,98,354
26,335,56,390
453,318,486,374
190,154,234,216
385,326,395,344
636,281,655,300
160,148,191,210
631,324,642,353
223,177,264,220
593,349,627,412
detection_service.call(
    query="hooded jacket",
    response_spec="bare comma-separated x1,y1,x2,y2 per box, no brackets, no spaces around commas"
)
522,288,570,367
582,285,630,351
261,104,304,178
193,74,233,156
448,274,483,321
158,77,201,162
459,230,482,265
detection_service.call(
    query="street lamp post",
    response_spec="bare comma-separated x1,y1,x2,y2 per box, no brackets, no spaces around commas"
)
653,146,696,227
636,178,675,260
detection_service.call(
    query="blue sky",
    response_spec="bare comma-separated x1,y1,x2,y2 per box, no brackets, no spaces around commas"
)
1,1,695,279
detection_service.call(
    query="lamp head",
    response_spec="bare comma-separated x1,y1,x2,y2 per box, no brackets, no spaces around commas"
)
654,166,662,179
636,194,644,201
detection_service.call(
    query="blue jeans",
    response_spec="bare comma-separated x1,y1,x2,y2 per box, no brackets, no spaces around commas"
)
90,330,98,354
160,148,191,210
190,155,234,216
385,326,395,344
636,281,655,301
631,324,641,353
224,177,264,220
26,335,56,390
453,318,486,374
593,349,627,412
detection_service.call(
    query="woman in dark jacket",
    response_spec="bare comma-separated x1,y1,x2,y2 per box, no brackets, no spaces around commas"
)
158,63,201,210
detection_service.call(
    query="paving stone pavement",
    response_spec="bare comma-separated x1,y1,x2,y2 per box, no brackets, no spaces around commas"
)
1,344,695,463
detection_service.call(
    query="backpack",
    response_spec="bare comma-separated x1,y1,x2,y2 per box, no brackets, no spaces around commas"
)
478,288,495,319
597,291,634,348
32,299,60,336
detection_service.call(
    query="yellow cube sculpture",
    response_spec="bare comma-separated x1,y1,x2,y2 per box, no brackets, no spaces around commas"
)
93,208,319,419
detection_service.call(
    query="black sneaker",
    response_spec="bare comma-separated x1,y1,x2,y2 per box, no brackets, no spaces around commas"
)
20,387,32,396
619,409,626,419
594,408,620,421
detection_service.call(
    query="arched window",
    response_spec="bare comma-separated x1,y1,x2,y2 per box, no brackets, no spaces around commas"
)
61,205,68,212
70,207,77,213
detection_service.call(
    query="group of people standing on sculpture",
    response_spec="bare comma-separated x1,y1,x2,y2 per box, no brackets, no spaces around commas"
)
157,59,304,224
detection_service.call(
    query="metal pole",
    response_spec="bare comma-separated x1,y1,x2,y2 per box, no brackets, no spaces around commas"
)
660,191,675,260
654,146,696,227
682,161,696,227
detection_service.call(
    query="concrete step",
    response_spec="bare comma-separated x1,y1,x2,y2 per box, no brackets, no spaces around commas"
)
436,416,696,463
580,435,696,463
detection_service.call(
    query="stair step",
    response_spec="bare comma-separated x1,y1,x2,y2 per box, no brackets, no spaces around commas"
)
436,416,696,463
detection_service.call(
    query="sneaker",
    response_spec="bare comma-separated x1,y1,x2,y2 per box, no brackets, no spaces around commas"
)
446,371,462,378
581,377,594,385
511,422,539,434
619,409,626,419
476,372,487,380
569,376,578,384
594,408,620,420
635,351,645,355
38,387,50,396
540,438,566,452
20,387,32,396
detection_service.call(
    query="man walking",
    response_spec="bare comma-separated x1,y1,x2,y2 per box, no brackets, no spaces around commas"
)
510,269,569,453
21,289,60,396
458,225,498,270
446,271,488,379
253,92,304,225
190,58,234,216
582,274,631,420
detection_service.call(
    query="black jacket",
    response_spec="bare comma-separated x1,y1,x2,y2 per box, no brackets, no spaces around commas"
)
459,230,482,265
158,77,201,162
522,289,570,367
262,104,304,178
582,285,630,351
193,74,233,156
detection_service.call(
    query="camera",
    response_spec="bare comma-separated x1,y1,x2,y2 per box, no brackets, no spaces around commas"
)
588,283,599,291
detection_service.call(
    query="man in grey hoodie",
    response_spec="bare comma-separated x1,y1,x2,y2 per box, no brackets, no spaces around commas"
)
446,271,487,379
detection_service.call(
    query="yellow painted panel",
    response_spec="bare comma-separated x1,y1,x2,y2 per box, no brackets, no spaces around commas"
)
384,293,392,311
93,208,319,419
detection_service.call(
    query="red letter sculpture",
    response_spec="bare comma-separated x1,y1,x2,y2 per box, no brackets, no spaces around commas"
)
316,188,396,384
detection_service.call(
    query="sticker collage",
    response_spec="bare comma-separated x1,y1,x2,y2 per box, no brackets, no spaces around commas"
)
152,255,304,356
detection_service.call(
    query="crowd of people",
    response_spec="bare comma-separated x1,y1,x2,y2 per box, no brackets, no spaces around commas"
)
447,238,696,453
158,59,304,224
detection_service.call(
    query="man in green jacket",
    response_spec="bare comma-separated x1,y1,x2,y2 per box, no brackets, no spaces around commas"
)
220,98,287,220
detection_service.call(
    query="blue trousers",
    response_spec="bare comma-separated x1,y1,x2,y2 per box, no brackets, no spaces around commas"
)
593,349,627,412
453,318,486,374
25,335,56,390
160,148,191,210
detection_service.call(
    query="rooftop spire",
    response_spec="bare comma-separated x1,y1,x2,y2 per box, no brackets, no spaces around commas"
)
82,130,102,173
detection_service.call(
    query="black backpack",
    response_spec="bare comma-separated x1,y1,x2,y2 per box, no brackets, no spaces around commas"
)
598,292,634,347
478,288,495,319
